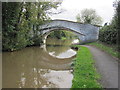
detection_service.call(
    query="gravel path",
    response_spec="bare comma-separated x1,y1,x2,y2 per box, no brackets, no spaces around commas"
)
84,45,119,88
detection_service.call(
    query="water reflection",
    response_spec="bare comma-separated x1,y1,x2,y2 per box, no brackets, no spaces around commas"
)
46,38,77,59
46,38,74,46
47,45,76,58
3,38,76,88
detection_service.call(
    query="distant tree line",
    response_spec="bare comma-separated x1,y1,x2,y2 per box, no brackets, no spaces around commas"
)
2,2,61,51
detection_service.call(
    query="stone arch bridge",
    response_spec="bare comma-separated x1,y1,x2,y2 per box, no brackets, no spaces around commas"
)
39,20,100,44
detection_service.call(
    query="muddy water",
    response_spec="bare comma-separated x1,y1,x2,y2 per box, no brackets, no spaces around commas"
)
3,38,77,88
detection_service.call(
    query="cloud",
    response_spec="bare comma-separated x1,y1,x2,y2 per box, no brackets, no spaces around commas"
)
51,0,115,24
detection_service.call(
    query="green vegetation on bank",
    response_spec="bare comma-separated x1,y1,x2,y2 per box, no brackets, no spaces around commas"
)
91,1,120,60
71,45,102,88
2,2,61,51
98,1,120,51
88,41,120,59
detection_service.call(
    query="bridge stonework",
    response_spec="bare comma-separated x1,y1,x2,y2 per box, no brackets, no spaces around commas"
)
39,20,100,44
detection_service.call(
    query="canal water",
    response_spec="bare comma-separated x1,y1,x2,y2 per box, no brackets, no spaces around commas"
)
2,38,79,88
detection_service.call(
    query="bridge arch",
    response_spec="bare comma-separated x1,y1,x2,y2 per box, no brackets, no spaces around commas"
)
42,27,85,44
39,20,100,44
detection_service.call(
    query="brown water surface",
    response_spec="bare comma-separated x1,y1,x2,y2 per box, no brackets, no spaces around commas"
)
3,38,77,88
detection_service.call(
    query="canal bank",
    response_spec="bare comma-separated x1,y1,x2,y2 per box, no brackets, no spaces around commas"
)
71,45,101,88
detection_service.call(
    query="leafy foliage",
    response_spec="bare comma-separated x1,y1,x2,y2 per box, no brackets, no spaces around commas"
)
76,9,103,25
117,1,120,51
99,25,117,44
2,2,61,51
99,1,119,51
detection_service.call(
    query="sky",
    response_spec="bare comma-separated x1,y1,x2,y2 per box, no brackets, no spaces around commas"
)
50,0,115,25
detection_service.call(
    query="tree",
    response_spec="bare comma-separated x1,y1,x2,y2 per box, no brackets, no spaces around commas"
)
116,1,120,51
2,1,62,51
98,0,120,51
76,9,103,25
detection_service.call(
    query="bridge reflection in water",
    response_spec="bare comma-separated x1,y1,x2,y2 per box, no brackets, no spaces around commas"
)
3,38,77,88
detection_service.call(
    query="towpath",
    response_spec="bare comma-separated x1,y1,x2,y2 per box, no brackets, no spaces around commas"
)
84,45,119,88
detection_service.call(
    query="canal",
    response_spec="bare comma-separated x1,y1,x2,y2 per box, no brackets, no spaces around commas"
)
3,38,79,88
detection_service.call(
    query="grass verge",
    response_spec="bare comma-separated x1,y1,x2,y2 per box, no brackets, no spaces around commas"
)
88,41,120,59
71,45,102,88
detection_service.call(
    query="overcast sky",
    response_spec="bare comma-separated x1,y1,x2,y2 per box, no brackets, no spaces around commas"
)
50,0,115,25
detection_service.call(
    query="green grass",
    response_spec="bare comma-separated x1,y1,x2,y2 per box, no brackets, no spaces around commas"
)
88,42,120,59
71,45,102,88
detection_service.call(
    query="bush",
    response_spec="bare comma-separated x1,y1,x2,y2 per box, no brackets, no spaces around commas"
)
32,35,43,46
99,25,117,44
